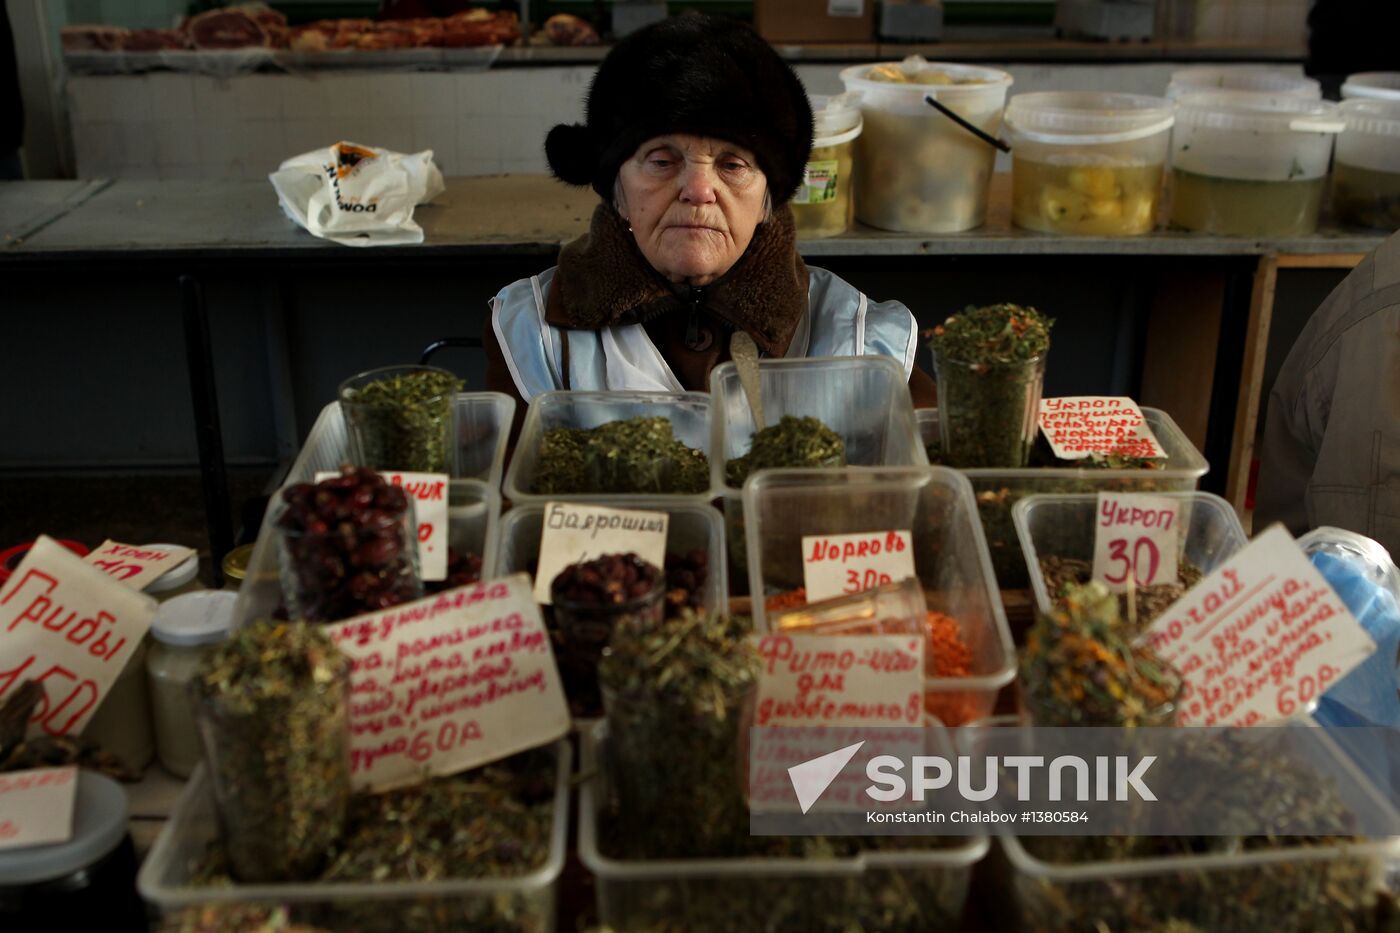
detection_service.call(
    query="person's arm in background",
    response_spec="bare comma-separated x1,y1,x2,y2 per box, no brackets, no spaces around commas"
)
909,366,936,409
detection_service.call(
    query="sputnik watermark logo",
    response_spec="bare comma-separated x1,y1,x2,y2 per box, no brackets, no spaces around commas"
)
787,741,865,814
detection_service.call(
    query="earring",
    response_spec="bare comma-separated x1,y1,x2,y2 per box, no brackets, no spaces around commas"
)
628,225,633,232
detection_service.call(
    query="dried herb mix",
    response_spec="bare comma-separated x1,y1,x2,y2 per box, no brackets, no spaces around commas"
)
531,416,709,494
1040,555,1204,634
1021,581,1181,727
276,465,422,623
926,303,1053,468
725,415,847,488
340,367,462,473
192,620,351,883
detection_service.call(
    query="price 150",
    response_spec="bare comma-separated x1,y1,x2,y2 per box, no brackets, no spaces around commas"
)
1101,536,1162,587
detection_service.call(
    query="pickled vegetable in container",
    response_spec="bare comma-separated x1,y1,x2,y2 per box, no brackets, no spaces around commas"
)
840,56,1012,233
1169,92,1343,236
792,94,862,239
1341,72,1400,101
1333,100,1400,230
1004,92,1174,236
1166,65,1320,101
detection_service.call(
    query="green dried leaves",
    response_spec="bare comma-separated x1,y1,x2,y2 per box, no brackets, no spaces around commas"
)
1040,555,1204,634
341,368,463,473
926,303,1053,368
725,415,846,488
532,416,710,494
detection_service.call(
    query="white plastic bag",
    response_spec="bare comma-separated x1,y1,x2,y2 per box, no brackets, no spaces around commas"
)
269,141,444,246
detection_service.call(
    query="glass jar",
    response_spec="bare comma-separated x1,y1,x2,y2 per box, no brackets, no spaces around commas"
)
221,543,254,589
146,591,236,778
0,772,145,929
931,350,1047,468
142,545,203,602
338,364,459,474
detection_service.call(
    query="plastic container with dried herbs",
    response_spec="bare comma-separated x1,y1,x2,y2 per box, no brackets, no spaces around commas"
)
138,741,571,933
1014,491,1248,630
744,467,1015,727
338,364,464,474
504,390,713,504
598,609,760,859
274,466,423,624
928,303,1053,469
918,407,1208,589
579,720,988,932
191,620,350,883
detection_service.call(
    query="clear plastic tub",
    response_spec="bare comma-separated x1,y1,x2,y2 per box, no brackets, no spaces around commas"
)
1332,99,1400,230
1166,65,1321,101
287,391,515,488
231,479,501,629
744,467,1014,726
1342,72,1400,101
578,721,987,933
1169,91,1344,236
137,740,570,932
711,356,926,586
918,406,1208,589
1004,92,1174,236
1012,491,1248,618
840,57,1013,233
503,390,713,505
980,710,1400,933
793,93,862,239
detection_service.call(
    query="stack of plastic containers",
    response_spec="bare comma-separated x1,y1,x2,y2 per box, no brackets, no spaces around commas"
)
1165,65,1321,101
1333,99,1400,230
1003,92,1175,236
840,57,1013,233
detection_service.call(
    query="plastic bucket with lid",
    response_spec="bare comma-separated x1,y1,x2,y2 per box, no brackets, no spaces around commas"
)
1169,91,1343,236
1341,72,1400,101
792,93,862,239
1166,65,1320,101
840,56,1012,233
1004,92,1174,236
1333,99,1400,230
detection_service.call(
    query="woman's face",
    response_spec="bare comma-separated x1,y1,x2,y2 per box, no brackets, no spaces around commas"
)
615,134,769,287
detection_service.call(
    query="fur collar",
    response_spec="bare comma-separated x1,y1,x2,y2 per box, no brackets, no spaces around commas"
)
544,202,809,357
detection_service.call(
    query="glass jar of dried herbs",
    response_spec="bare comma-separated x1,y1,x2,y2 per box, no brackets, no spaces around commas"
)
1021,581,1181,727
339,364,463,474
275,466,423,624
191,620,350,883
927,304,1053,468
531,416,710,495
724,415,847,489
598,609,759,858
550,553,666,717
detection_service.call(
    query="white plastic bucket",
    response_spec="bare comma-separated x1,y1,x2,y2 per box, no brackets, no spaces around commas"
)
1166,65,1320,101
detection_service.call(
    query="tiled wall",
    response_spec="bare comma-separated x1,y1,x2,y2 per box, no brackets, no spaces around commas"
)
67,63,1180,180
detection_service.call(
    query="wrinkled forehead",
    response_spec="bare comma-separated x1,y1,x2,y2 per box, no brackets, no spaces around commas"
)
630,133,760,164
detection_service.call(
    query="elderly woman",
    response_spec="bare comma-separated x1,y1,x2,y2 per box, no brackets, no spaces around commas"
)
484,15,936,418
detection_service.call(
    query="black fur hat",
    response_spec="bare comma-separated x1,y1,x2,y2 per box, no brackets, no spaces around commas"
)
544,15,814,206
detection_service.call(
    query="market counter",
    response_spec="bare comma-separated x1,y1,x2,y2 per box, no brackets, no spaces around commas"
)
1,175,1387,547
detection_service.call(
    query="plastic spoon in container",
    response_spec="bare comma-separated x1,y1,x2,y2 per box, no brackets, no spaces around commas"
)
730,331,765,431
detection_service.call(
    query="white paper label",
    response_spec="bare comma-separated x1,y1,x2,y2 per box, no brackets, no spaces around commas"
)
0,766,78,851
1091,493,1180,593
532,503,669,605
1038,397,1167,461
326,574,570,792
384,472,449,583
0,537,158,736
751,632,925,726
1141,524,1377,727
84,540,198,592
828,0,864,16
313,471,450,583
801,530,916,604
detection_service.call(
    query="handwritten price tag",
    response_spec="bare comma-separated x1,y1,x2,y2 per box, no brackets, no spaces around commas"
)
751,632,925,727
0,537,157,737
532,503,669,605
1141,524,1376,727
325,574,570,792
313,471,449,582
1091,493,1179,592
0,766,78,852
84,541,197,592
1038,397,1167,461
801,530,916,604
